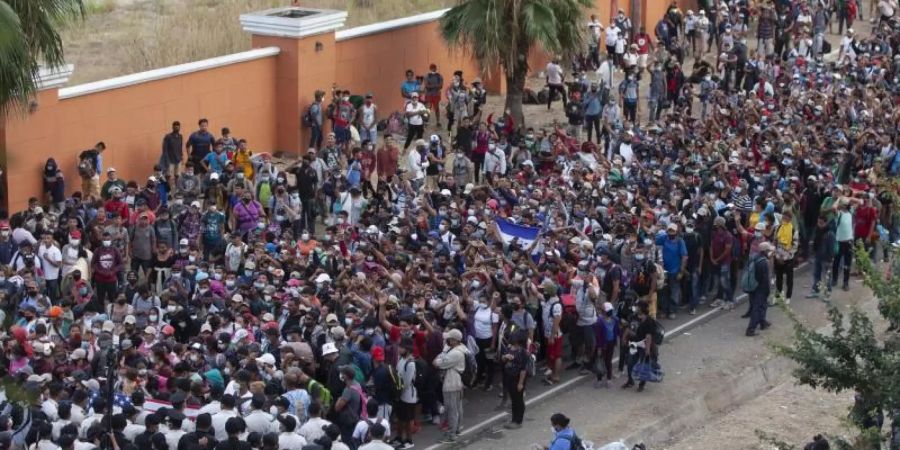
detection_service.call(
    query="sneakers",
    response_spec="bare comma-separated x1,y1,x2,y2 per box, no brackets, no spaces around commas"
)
397,441,415,449
438,434,456,444
709,299,724,308
503,422,522,430
760,321,771,330
805,292,819,299
666,313,677,320
723,302,734,311
688,308,697,315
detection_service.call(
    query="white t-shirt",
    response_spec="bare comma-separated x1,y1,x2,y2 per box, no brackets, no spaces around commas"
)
473,303,499,339
406,101,427,126
546,62,563,85
353,418,391,442
361,104,377,128
38,244,62,280
605,25,620,47
878,0,895,17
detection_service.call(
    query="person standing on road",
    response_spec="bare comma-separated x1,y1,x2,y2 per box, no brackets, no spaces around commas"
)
773,209,799,304
656,223,688,320
623,300,658,392
807,215,836,299
434,328,467,444
501,330,528,430
832,198,855,291
746,242,773,337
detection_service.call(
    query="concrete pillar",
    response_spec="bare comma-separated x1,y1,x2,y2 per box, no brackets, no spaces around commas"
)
240,7,347,156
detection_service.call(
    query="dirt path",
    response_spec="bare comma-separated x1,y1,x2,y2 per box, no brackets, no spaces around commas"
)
667,381,853,450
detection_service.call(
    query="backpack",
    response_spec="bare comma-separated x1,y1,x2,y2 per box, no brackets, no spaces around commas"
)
77,152,96,178
308,379,332,410
556,433,586,450
459,347,478,388
302,104,316,128
350,383,369,420
384,365,403,405
652,319,666,345
631,261,655,296
741,256,764,293
558,294,579,334
405,358,427,395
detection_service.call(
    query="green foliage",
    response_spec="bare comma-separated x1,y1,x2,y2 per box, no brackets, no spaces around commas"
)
774,243,900,447
439,0,592,123
0,0,83,115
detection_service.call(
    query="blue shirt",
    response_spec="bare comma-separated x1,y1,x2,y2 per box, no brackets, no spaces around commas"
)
401,80,420,97
655,232,687,274
582,93,602,116
187,131,216,160
549,428,578,450
204,152,228,174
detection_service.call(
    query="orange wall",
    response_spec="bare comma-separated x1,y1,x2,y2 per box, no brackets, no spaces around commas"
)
1,57,277,212
331,20,483,123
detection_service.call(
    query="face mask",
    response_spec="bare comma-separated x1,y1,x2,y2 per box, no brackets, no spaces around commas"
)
167,305,177,313
301,233,310,241
172,272,181,279
149,315,158,322
245,270,254,277
79,287,89,295
635,253,645,261
213,272,223,280
471,280,481,289
337,218,345,225
226,280,235,288
685,227,694,233
254,282,265,290
198,288,209,295
188,256,196,262
323,234,332,241
439,225,447,232
264,295,272,302
102,240,112,247
70,239,80,246
0,231,8,237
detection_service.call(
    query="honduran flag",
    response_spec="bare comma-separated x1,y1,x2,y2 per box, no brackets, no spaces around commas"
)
495,217,541,249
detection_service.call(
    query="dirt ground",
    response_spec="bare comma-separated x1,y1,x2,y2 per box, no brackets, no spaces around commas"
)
667,381,854,450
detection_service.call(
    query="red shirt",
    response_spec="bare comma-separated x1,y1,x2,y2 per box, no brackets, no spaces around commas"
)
853,205,877,239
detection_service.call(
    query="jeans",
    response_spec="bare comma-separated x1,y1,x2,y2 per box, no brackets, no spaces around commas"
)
45,278,60,303
404,124,424,149
443,390,463,436
623,99,637,123
747,291,769,332
308,125,323,149
504,373,525,424
299,197,316,234
774,258,794,300
584,115,601,144
665,272,681,314
475,337,495,388
359,125,378,144
688,270,701,310
812,257,832,294
717,263,734,304
93,279,118,312
832,241,853,288
547,84,567,109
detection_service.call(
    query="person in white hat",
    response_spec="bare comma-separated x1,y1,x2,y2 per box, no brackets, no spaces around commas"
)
433,328,468,443
403,91,428,150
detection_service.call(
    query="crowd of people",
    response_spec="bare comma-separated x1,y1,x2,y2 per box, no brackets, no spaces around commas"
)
1,0,899,449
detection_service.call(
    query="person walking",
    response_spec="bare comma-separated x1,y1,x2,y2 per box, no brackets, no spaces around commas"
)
746,242,774,337
807,215,836,299
433,328,467,444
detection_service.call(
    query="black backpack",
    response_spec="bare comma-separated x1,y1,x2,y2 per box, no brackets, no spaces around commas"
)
556,433,586,450
384,365,403,405
302,104,316,128
405,358,427,394
652,319,666,345
460,348,478,388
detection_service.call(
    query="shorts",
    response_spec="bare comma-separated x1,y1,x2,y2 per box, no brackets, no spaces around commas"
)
425,93,441,110
395,401,416,422
638,54,649,68
334,125,351,144
546,335,563,362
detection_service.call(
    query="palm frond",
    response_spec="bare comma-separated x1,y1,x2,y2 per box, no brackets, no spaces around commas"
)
0,0,34,116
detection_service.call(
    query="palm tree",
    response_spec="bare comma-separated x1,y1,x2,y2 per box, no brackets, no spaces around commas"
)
440,0,592,125
0,0,83,116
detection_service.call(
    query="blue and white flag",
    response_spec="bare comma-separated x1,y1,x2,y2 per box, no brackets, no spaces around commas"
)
495,217,541,249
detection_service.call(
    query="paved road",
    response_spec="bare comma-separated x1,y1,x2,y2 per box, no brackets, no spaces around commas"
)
409,260,876,449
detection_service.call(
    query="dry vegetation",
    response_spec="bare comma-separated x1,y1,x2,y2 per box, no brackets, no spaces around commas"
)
61,0,456,84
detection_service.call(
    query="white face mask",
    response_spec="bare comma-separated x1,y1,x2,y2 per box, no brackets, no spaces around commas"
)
301,233,310,241
70,239,80,246
102,240,112,247
471,280,481,289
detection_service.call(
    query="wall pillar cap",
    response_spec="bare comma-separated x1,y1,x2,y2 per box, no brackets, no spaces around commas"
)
240,7,347,38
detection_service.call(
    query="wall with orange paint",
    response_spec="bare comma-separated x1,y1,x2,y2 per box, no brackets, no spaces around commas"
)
1,55,278,212
331,20,483,123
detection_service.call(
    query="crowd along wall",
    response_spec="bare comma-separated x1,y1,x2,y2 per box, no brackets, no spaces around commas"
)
1,0,686,212
0,50,279,212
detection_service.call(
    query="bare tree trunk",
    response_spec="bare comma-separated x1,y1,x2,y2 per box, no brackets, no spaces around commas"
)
505,38,530,127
